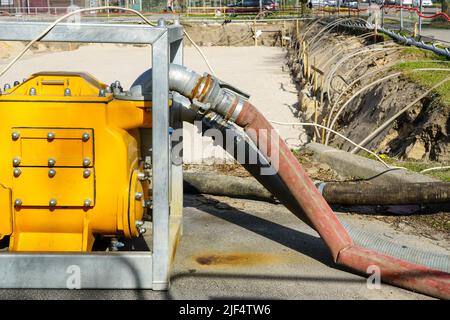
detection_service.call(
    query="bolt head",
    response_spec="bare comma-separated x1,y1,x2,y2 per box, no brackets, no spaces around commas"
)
48,169,56,178
13,81,20,86
83,158,91,167
135,192,143,200
64,88,71,96
98,89,106,97
4,84,11,91
144,199,152,208
137,172,146,181
29,87,36,96
48,158,56,167
14,199,22,207
83,199,92,207
47,132,55,141
13,168,21,177
135,220,144,227
12,157,20,167
83,169,91,178
138,227,147,235
82,132,90,142
11,132,20,140
49,199,57,207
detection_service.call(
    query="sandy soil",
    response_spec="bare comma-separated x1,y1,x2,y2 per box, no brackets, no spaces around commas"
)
0,44,306,163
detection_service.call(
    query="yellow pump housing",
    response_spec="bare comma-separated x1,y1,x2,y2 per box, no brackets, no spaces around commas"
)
0,72,153,252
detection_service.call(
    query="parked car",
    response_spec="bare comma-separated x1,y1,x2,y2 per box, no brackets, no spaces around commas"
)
226,0,278,15
341,1,358,8
413,0,433,7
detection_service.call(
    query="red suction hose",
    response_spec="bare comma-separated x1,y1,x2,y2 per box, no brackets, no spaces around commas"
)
164,64,450,299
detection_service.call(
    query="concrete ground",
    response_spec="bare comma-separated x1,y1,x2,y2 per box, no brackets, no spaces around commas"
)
0,45,447,299
0,194,443,299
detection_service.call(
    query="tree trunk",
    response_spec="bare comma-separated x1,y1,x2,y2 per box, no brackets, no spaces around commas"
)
443,0,450,15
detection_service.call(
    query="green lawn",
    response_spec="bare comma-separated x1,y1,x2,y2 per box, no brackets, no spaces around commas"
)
393,48,450,105
364,153,450,182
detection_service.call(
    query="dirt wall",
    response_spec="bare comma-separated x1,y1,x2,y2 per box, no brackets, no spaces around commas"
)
287,23,450,162
183,21,293,47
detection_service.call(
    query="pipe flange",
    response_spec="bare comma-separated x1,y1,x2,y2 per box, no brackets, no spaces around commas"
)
229,97,245,122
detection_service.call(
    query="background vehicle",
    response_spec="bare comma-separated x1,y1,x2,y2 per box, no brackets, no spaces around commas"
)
226,0,278,15
413,0,433,7
341,0,358,8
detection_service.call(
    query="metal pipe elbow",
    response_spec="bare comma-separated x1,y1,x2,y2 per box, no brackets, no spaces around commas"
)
168,64,202,98
168,64,246,122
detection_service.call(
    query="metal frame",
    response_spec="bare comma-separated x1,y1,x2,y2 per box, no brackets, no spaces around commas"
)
0,21,184,290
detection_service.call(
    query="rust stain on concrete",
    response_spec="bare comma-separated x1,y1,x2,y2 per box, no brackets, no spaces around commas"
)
194,252,282,267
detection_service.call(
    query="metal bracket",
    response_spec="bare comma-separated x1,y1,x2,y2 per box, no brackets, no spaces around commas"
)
0,252,153,289
191,98,211,116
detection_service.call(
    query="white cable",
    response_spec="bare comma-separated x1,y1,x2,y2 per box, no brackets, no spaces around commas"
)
0,6,215,78
351,76,450,154
420,166,450,174
269,120,406,170
0,7,152,78
183,30,216,75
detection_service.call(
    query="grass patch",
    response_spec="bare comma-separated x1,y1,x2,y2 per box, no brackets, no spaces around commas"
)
393,50,450,106
395,160,450,182
364,153,450,182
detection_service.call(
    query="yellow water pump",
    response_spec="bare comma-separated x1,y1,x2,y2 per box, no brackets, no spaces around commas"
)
0,71,153,252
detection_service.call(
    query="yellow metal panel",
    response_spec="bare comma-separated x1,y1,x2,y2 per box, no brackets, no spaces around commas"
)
0,72,156,252
12,128,93,167
13,167,95,207
6,72,108,97
13,128,93,140
107,100,153,129
0,184,12,240
10,232,84,252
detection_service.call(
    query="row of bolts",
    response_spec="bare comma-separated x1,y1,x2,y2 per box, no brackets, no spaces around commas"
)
3,79,147,241
1,80,125,96
11,129,150,234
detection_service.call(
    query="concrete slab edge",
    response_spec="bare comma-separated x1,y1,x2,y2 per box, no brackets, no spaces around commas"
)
305,142,437,184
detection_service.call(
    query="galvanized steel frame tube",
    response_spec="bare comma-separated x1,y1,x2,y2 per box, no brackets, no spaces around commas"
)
152,20,185,291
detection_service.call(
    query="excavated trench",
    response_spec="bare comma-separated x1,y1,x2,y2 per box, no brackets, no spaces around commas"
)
183,21,294,47
287,23,450,162
2,20,449,163
0,21,291,61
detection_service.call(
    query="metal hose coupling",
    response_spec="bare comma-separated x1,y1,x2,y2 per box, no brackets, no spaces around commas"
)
168,64,249,122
